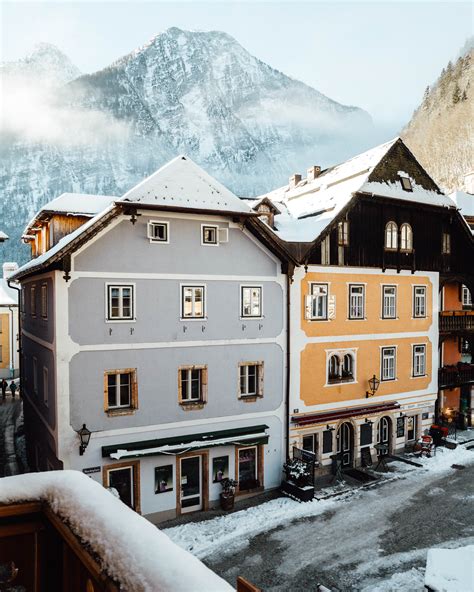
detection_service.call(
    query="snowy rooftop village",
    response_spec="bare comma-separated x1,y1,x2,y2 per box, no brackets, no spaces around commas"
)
0,2,473,591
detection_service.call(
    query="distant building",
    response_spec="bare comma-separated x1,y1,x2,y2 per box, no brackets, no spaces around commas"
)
0,262,19,379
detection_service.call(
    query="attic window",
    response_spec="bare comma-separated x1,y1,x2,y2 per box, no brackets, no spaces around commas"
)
400,177,413,192
148,221,169,243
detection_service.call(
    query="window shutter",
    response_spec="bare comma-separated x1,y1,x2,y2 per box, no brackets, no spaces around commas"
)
305,295,313,320
147,222,153,239
258,363,264,396
328,295,336,319
132,369,138,409
177,369,182,402
202,367,208,402
218,228,229,243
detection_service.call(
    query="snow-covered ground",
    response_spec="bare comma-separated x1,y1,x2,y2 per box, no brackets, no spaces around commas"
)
164,445,474,591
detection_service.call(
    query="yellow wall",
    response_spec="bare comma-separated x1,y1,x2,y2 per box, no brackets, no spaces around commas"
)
300,337,432,406
0,312,10,370
301,272,432,337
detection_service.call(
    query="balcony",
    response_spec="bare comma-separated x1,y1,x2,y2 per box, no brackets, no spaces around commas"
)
439,311,474,333
439,363,474,389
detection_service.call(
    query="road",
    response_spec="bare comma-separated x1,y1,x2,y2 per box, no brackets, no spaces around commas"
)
0,397,23,476
204,452,474,591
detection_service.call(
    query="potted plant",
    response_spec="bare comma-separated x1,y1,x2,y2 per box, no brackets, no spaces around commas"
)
281,458,314,502
219,478,237,511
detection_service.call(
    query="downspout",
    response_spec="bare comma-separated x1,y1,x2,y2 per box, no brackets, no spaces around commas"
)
8,306,14,378
285,267,292,461
7,280,21,387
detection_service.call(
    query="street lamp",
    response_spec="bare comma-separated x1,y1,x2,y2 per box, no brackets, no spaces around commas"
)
77,424,91,455
366,374,380,398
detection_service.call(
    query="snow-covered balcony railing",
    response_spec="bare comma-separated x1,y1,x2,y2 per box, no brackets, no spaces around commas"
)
439,310,474,333
439,363,474,389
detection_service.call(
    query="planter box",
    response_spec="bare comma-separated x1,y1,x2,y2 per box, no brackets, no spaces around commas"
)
220,493,235,511
281,480,314,502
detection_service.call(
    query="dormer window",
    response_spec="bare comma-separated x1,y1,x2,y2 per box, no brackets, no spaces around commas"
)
400,176,413,192
253,198,280,229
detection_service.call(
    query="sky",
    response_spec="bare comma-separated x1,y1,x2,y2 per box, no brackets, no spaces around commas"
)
1,1,472,129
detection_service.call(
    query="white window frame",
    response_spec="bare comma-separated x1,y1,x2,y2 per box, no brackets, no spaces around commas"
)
201,224,219,246
412,344,426,377
106,371,133,409
400,223,413,252
413,286,427,318
240,286,263,319
106,284,135,322
382,285,397,319
462,285,472,306
239,362,264,398
381,346,396,381
181,285,206,320
348,284,365,320
147,220,169,244
321,235,330,265
43,366,49,406
306,283,328,320
325,349,357,386
180,367,204,402
385,221,398,250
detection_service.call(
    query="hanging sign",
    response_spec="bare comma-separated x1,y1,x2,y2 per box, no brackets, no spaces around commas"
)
83,466,101,475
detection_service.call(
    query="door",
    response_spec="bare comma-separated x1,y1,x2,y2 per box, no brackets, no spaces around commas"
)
180,456,202,513
377,416,391,454
336,422,353,467
107,466,134,509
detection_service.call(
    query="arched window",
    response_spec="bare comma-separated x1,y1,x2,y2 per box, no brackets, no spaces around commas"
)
400,223,413,252
342,354,354,379
385,222,398,250
328,355,340,381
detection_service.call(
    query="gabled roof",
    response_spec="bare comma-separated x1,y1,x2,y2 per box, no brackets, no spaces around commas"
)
119,155,252,215
0,279,17,306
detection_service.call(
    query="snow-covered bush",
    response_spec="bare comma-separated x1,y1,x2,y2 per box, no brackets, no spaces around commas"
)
283,459,311,487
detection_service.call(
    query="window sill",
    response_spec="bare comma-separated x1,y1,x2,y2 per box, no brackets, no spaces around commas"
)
348,317,366,321
411,374,428,379
240,316,264,321
105,319,137,324
179,401,206,411
325,379,356,387
180,317,207,322
308,318,330,322
106,408,137,417
238,395,263,403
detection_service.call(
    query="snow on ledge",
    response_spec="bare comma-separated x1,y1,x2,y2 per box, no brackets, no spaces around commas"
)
0,470,234,592
425,545,474,591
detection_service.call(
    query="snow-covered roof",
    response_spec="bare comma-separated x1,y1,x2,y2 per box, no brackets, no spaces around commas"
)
121,155,252,215
39,192,117,216
450,190,474,217
0,279,17,306
0,470,233,592
0,230,9,241
425,545,474,592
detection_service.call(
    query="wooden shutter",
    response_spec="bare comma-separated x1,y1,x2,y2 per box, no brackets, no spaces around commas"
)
201,366,208,402
177,368,183,402
304,295,313,320
258,363,264,396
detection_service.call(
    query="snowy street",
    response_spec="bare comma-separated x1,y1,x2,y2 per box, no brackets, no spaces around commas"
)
0,397,23,477
165,446,474,591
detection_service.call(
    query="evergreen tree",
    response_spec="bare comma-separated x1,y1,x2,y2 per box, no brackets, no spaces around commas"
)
452,83,462,104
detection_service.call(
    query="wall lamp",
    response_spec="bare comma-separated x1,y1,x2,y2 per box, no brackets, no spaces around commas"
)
77,424,92,456
326,425,335,431
366,374,380,398
364,418,373,425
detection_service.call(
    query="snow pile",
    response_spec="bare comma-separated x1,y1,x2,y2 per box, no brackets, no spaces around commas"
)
0,470,233,592
425,545,474,592
361,568,425,592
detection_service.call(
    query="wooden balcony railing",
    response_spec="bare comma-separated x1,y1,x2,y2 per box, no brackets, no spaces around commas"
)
439,364,474,388
439,311,474,333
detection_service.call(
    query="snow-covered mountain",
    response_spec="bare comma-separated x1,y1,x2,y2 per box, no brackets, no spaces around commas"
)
402,38,473,193
1,28,372,262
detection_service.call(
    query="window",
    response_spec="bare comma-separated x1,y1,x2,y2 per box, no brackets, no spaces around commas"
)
382,286,397,319
338,220,349,246
107,285,134,320
385,222,398,250
321,235,330,265
328,355,340,382
41,284,48,318
413,344,426,377
342,354,353,378
400,223,413,252
302,434,317,454
43,367,49,406
147,221,169,243
381,347,396,381
179,366,207,405
30,285,36,317
238,446,260,491
442,232,451,254
241,286,262,318
349,284,365,319
104,462,140,511
33,357,38,394
406,416,417,441
306,283,328,320
105,370,137,412
202,225,218,245
239,362,264,398
328,352,355,384
413,286,427,318
462,285,472,306
182,286,205,319
400,176,413,192
322,430,333,454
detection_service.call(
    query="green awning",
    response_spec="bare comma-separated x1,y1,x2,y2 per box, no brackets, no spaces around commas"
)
102,425,269,460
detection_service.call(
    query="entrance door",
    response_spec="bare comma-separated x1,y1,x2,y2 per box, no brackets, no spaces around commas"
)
377,416,391,454
180,456,202,513
108,466,134,509
336,422,353,467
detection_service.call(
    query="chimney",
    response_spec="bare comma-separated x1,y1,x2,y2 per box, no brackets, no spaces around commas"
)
3,262,19,279
289,173,302,188
307,165,321,181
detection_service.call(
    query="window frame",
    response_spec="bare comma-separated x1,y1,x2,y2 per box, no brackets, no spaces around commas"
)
147,220,169,244
462,285,472,307
104,368,138,414
412,344,426,377
105,284,135,322
413,285,427,318
321,235,330,265
384,221,398,251
337,220,349,246
181,285,206,320
30,285,37,317
178,365,208,406
400,176,413,192
240,285,263,319
406,415,417,441
238,361,264,399
382,285,397,319
308,283,329,321
442,231,451,254
348,284,365,320
326,350,357,386
201,224,219,246
400,223,413,252
381,346,397,381
40,283,48,319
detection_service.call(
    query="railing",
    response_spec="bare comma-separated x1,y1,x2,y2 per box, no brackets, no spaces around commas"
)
439,364,474,388
439,311,474,332
382,249,415,272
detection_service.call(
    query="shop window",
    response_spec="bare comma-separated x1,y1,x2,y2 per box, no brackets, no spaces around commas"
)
302,433,318,455
406,416,417,441
238,446,260,491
